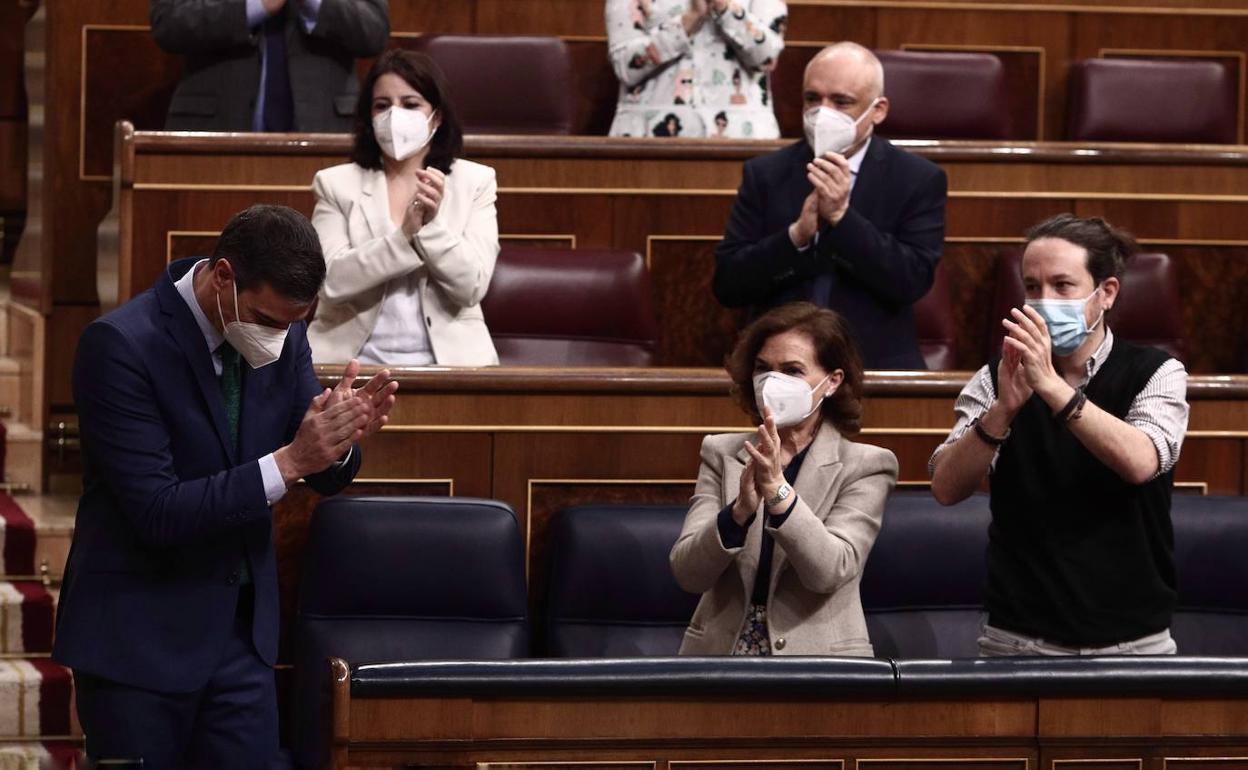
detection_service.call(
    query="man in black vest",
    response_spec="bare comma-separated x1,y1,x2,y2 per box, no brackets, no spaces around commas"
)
928,213,1189,655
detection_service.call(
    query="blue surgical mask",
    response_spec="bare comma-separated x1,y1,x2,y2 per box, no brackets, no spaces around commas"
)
1026,286,1104,356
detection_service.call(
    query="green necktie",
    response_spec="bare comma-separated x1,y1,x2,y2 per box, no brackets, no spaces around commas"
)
218,343,252,587
219,342,241,450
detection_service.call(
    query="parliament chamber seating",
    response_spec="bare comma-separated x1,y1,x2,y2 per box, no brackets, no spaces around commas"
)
874,50,1012,140
481,247,660,366
533,491,1248,660
1067,58,1238,144
860,491,991,659
408,35,575,135
987,249,1186,363
914,260,959,371
546,505,698,657
292,497,529,770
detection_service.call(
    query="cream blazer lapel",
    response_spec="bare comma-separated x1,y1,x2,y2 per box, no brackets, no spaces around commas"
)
359,167,392,241
767,422,845,598
724,442,763,598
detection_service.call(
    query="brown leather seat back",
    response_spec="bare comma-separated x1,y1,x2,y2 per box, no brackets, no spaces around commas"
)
1067,58,1237,143
481,247,659,366
1114,252,1186,363
408,35,574,135
986,249,1185,363
875,50,1012,140
914,260,958,370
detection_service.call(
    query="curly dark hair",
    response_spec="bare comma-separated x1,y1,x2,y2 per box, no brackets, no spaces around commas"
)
350,49,463,175
725,302,865,435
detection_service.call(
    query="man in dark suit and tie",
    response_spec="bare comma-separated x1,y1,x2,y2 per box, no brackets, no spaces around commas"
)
151,0,390,132
52,205,398,768
714,41,948,370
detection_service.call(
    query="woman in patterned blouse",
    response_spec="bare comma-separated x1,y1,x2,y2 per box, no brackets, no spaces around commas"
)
605,0,788,139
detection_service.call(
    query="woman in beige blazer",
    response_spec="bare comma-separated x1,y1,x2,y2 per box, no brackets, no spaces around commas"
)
671,302,898,656
308,49,499,366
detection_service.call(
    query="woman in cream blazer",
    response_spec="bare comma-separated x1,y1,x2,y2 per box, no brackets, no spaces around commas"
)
308,50,499,366
670,303,898,656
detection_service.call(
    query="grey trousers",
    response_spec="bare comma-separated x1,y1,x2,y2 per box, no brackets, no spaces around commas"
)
978,623,1178,657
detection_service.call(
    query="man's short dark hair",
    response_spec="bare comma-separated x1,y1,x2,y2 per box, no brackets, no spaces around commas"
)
211,205,326,304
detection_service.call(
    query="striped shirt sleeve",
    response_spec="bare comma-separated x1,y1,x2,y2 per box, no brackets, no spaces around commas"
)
1126,357,1189,478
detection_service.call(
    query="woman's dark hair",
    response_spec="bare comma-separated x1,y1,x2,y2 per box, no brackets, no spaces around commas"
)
211,205,325,303
725,302,865,435
1024,213,1139,286
350,49,463,174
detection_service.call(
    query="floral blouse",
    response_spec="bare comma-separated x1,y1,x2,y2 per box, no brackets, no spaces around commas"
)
606,0,788,139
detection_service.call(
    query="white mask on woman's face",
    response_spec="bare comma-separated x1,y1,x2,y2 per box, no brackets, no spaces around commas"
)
752,371,833,429
373,106,434,161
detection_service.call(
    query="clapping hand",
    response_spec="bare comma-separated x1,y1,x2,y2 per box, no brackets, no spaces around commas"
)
807,153,852,226
995,331,1034,416
1002,305,1067,404
400,168,446,237
743,408,785,505
324,358,399,439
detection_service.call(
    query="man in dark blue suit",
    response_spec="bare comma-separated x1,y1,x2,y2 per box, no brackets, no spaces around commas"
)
53,205,397,768
714,42,948,370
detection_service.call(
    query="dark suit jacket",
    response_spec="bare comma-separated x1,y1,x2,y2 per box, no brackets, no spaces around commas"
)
713,138,948,369
52,258,360,693
151,0,389,132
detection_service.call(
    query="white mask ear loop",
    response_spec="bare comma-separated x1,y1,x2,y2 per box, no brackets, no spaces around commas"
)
1087,285,1105,333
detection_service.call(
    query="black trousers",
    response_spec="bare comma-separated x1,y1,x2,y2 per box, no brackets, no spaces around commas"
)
75,588,277,770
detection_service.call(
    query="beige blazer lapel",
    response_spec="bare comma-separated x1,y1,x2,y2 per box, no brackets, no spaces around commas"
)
725,440,763,596
360,167,392,241
768,421,845,596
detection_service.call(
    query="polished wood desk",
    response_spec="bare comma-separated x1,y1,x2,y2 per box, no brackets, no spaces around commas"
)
108,128,1248,379
326,658,1248,770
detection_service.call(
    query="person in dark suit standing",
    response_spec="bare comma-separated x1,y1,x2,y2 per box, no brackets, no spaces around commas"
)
713,41,948,370
151,0,390,132
52,205,398,768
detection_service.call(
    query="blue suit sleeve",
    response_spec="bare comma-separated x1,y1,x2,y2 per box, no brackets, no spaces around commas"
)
74,321,271,548
713,159,813,308
286,326,361,496
817,165,947,307
306,0,389,56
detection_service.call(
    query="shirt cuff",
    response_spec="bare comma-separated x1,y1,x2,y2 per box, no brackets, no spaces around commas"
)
717,501,752,550
297,0,322,32
245,0,269,29
789,223,813,252
767,495,799,528
258,453,288,506
336,445,354,468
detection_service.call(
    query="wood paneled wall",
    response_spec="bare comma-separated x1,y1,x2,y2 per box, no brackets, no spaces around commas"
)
108,129,1248,389
22,0,1248,485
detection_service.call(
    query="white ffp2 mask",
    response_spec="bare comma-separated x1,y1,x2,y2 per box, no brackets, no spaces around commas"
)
753,372,832,429
373,106,433,161
217,282,288,369
804,100,878,158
